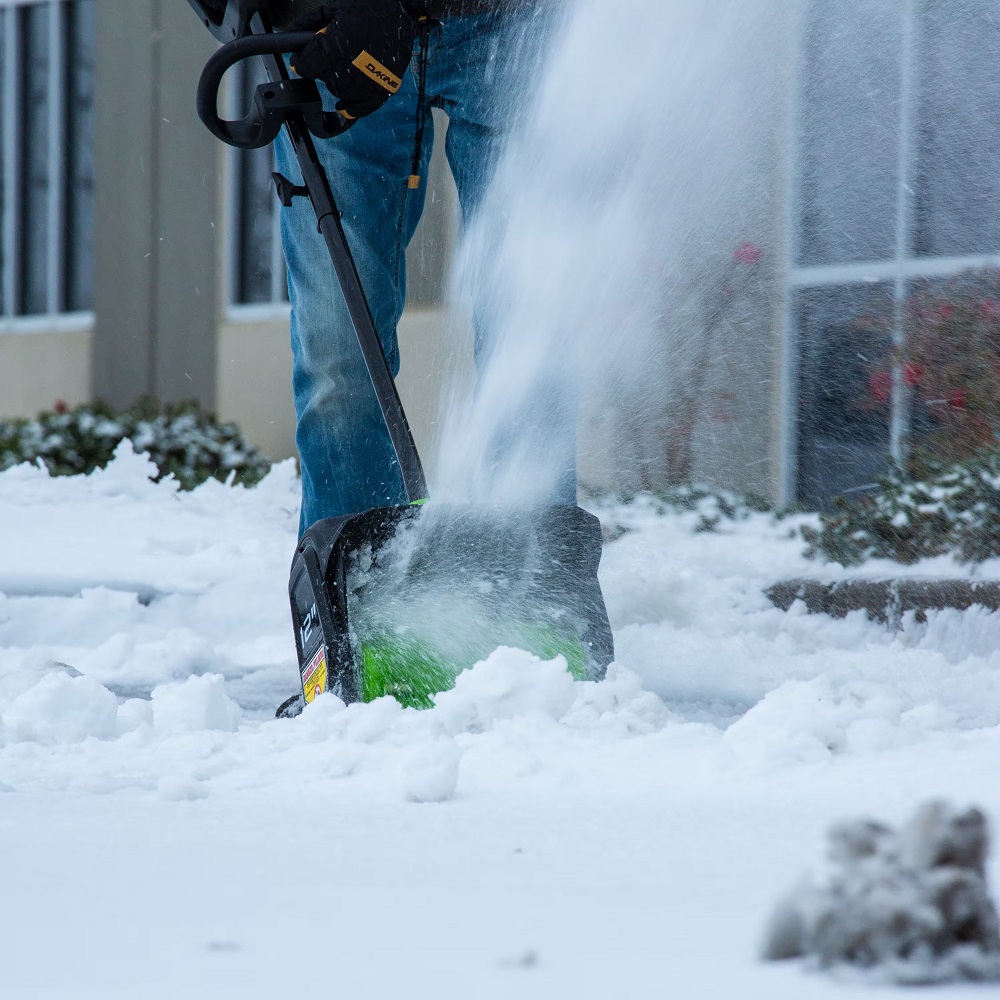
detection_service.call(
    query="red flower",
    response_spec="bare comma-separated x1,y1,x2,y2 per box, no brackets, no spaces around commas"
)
868,369,893,405
938,303,956,321
732,241,763,265
903,362,923,387
948,388,968,410
53,399,68,414
981,299,1000,323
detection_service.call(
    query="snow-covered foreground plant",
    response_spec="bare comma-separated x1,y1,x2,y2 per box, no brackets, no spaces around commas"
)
763,801,1000,985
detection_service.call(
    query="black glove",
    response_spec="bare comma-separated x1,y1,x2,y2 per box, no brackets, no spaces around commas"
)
288,0,416,121
402,1,454,18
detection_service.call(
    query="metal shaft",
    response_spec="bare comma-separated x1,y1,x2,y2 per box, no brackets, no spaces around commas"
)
257,37,428,503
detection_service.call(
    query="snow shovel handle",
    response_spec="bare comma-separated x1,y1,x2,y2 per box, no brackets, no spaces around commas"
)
197,32,351,149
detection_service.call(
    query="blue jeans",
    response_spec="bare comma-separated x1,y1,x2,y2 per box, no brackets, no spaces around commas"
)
275,7,571,535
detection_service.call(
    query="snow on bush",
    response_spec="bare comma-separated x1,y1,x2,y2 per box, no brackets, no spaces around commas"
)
803,450,1000,566
593,485,774,541
150,674,243,734
0,398,271,491
762,801,1000,984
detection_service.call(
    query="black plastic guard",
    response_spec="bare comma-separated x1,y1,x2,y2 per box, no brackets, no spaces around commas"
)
287,503,614,707
185,0,270,41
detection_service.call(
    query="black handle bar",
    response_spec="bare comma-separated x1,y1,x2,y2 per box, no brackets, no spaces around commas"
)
197,31,350,149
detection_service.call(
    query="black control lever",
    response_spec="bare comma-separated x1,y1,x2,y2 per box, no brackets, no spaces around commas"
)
196,31,351,150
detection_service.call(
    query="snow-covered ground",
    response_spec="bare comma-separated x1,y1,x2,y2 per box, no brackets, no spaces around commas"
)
1,445,998,998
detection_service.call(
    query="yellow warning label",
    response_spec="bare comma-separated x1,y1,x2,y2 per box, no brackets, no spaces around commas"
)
352,50,402,93
302,647,328,704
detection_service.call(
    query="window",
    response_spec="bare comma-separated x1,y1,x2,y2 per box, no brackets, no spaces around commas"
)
786,0,1000,506
0,0,95,321
228,55,286,309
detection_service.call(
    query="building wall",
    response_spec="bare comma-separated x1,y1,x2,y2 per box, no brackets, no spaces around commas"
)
92,0,221,410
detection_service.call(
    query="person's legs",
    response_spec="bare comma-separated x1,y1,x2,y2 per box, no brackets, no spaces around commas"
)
275,64,434,533
428,8,578,505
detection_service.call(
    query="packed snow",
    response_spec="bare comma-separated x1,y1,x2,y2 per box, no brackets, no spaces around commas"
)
1,445,998,998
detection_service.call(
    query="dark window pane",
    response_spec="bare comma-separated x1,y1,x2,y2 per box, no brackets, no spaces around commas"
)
19,2,50,315
65,0,95,312
798,3,902,267
796,284,894,508
913,0,1000,258
235,58,280,304
0,10,7,315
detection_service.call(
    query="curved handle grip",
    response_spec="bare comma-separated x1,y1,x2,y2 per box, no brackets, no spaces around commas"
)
197,31,350,149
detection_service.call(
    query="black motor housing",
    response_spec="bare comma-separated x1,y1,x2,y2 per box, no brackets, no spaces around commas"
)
287,503,614,710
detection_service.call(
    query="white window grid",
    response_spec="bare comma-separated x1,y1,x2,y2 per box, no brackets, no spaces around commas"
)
779,0,1000,505
1,0,94,327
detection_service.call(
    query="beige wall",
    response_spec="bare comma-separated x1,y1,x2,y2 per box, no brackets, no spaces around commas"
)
0,325,93,418
216,313,295,461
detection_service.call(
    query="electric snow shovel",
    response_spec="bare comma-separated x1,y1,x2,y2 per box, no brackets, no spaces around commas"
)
188,0,614,715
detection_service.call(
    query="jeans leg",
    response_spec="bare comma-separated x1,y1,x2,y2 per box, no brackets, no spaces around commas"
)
431,10,578,505
275,67,433,533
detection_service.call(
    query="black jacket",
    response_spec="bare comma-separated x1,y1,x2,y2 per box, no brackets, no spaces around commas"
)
271,0,508,29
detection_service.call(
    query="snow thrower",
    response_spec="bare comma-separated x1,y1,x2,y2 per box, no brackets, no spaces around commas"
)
188,0,614,715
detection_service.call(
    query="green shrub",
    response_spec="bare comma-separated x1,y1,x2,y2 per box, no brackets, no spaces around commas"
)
803,450,1000,566
0,398,272,491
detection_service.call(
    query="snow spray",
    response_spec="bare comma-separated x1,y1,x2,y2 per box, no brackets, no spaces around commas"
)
431,0,781,502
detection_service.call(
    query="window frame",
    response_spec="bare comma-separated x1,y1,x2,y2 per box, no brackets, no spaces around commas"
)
779,0,1000,505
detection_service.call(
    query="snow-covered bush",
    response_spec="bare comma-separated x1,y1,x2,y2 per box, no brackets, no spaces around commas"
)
0,398,271,491
901,271,1000,465
803,450,1000,566
761,801,1000,985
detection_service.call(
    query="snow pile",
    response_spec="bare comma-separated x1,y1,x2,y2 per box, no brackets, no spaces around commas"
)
5,447,1000,996
0,663,119,745
151,674,243,734
433,648,578,735
762,801,1000,984
723,675,959,768
0,663,245,749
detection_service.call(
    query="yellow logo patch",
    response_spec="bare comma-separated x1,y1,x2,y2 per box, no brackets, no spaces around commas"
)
352,50,402,93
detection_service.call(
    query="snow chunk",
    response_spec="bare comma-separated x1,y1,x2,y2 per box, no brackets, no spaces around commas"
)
4,672,120,745
432,648,577,735
151,674,242,733
116,697,154,734
158,775,210,802
403,736,461,803
724,675,955,768
563,664,671,735
762,801,1000,984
